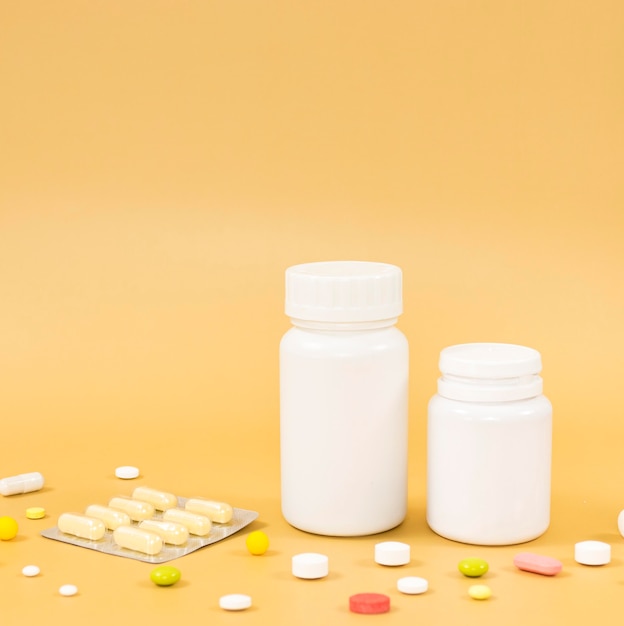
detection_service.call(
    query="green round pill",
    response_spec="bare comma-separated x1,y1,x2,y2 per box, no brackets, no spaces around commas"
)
458,558,489,577
150,566,181,586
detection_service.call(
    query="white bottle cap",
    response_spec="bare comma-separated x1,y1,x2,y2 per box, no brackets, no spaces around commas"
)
291,553,329,579
0,472,44,496
374,541,411,566
285,261,402,324
438,343,543,402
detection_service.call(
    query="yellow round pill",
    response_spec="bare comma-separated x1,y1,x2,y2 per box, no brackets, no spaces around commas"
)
468,584,492,600
26,507,46,520
0,516,19,540
246,530,269,555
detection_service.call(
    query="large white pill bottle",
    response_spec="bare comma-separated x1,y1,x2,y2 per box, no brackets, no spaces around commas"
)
280,261,409,536
427,343,552,545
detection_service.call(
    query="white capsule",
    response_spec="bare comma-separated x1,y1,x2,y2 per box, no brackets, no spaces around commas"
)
132,486,178,511
0,472,44,496
84,505,131,530
113,525,163,555
162,508,212,536
58,513,106,541
139,519,189,545
185,498,233,523
108,496,155,521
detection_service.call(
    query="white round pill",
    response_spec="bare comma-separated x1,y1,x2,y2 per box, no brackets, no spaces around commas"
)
617,510,624,537
292,553,329,579
59,584,78,596
374,541,411,566
22,565,40,577
574,540,611,565
115,466,140,479
397,576,428,594
219,594,252,611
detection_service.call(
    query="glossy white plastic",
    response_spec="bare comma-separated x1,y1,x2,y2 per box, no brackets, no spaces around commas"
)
0,472,44,496
281,261,409,536
427,343,552,545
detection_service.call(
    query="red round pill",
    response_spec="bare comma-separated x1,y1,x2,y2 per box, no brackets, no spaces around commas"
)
349,593,391,614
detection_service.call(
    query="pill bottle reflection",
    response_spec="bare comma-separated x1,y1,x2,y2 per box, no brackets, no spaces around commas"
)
427,343,552,546
280,261,409,536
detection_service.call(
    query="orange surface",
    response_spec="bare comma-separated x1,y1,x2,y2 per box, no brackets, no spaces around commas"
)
1,2,623,624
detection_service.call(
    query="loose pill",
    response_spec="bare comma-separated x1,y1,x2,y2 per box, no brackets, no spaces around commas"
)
26,507,46,520
150,565,181,586
115,466,139,479
59,584,78,597
349,593,391,614
575,540,611,565
292,553,329,579
22,565,40,577
162,508,212,536
0,472,44,496
219,594,252,611
468,584,492,600
374,541,410,566
246,530,269,555
458,558,489,577
0,516,19,540
108,496,155,521
113,525,163,555
185,498,233,523
58,513,106,541
85,505,131,530
139,519,189,545
513,552,562,576
132,486,178,511
397,576,428,595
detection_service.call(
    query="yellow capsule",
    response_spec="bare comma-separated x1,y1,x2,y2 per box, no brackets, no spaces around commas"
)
108,496,155,521
85,504,131,530
113,525,163,556
185,498,233,523
58,513,106,541
132,487,178,511
163,508,212,536
468,584,492,600
139,519,189,545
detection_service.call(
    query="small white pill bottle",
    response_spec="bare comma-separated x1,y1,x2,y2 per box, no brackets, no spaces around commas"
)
280,261,409,536
427,343,552,545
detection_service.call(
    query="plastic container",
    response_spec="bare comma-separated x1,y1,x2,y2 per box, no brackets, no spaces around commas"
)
427,343,552,545
280,261,409,536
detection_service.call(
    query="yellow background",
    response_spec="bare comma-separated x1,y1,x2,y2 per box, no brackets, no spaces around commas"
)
1,1,623,624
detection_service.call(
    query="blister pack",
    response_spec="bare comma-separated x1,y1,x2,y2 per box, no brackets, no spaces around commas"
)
41,491,258,564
